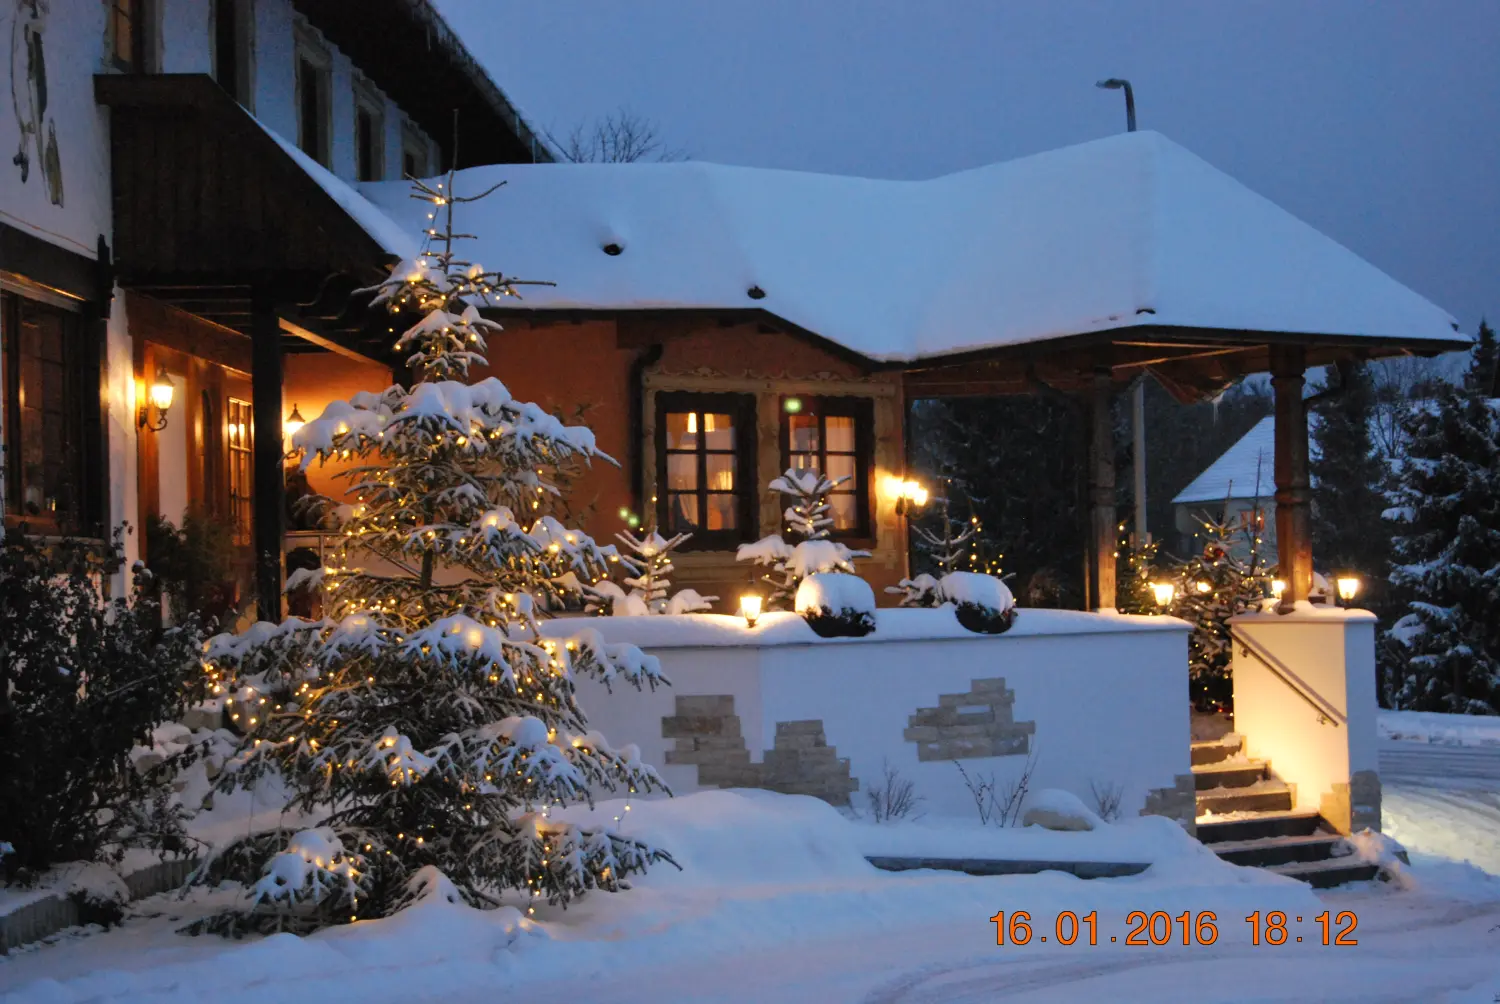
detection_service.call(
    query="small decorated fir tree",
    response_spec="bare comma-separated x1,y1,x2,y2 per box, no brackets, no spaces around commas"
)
1168,508,1268,711
189,175,673,935
1115,524,1161,617
591,528,716,615
737,468,866,609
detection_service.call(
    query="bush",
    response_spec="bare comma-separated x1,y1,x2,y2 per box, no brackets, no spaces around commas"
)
145,510,241,629
0,528,204,881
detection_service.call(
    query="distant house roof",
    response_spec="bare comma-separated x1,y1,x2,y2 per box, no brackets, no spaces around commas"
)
360,130,1461,365
1173,417,1278,506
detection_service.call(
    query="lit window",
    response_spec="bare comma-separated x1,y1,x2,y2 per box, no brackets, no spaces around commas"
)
656,392,756,549
781,396,873,537
227,397,253,545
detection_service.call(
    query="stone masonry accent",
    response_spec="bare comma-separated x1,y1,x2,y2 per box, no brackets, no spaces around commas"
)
661,696,859,807
1320,769,1382,835
904,677,1035,762
1141,773,1198,837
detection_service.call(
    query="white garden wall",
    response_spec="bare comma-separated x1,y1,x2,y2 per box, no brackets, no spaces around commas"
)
544,609,1193,824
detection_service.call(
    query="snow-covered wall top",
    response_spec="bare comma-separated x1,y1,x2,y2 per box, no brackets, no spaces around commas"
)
360,130,1462,364
538,608,1189,650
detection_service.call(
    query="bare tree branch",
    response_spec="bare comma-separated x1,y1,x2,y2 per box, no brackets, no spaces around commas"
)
552,107,686,163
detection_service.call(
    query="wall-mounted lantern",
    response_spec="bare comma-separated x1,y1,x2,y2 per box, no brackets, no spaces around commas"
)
138,366,174,431
1150,581,1176,609
885,476,930,516
284,403,306,439
1336,575,1361,606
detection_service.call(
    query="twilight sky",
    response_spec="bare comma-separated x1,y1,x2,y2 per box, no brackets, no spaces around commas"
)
436,0,1498,334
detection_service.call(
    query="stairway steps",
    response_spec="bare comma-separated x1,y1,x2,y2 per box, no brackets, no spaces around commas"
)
1196,782,1294,815
1206,832,1350,868
1266,857,1381,889
1190,737,1244,766
1191,760,1269,790
1196,809,1325,844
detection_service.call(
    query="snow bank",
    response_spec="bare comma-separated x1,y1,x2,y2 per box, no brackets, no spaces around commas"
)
1380,710,1500,747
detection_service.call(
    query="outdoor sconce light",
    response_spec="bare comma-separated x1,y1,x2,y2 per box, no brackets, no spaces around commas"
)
1270,578,1287,600
284,404,306,439
886,477,930,515
1336,575,1361,605
1150,581,1176,608
740,593,763,628
138,366,174,431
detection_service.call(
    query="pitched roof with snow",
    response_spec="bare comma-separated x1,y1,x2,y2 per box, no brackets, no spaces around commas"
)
1173,416,1277,505
359,131,1461,364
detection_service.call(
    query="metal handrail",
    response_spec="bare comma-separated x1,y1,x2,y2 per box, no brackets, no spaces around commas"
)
1228,627,1345,728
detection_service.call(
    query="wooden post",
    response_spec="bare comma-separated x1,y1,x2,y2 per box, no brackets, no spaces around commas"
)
251,288,285,622
1271,344,1313,610
1088,370,1117,610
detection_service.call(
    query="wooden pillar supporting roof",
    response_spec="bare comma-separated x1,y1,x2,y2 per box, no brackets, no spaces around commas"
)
251,289,285,622
1270,345,1314,610
1087,370,1117,611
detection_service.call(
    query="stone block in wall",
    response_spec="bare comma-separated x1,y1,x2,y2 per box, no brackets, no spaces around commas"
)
661,714,743,739
675,695,736,717
1350,770,1381,833
908,679,1035,762
1141,773,1197,837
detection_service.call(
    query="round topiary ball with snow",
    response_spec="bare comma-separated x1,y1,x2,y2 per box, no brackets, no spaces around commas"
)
795,572,876,638
938,571,1017,635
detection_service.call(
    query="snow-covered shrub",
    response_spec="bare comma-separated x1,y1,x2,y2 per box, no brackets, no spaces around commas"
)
189,178,674,937
0,529,203,881
795,572,875,638
886,572,941,608
591,529,718,615
938,572,1016,635
738,468,868,609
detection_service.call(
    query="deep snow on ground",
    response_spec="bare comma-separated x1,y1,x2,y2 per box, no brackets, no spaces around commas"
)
1380,709,1500,747
3,787,1499,1004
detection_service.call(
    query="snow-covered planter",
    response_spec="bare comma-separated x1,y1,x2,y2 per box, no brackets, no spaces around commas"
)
938,572,1016,635
795,573,875,638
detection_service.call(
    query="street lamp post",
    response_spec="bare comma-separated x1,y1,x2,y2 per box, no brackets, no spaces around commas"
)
1097,78,1147,547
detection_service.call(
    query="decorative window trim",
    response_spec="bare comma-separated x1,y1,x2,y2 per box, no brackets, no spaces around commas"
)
400,120,431,179
653,390,758,551
211,0,256,110
352,74,385,182
779,394,875,541
293,22,333,168
108,0,157,73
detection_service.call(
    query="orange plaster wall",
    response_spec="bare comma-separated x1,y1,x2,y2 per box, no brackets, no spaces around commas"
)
284,353,394,503
658,324,867,379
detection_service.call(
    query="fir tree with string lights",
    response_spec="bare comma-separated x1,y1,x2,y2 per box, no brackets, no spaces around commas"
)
1168,505,1269,712
1115,523,1161,616
588,528,716,615
889,487,997,606
187,172,674,936
737,468,867,609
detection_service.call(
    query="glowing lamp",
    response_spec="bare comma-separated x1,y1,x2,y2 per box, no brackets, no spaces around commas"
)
1336,576,1361,604
1271,578,1286,600
1149,582,1176,608
1195,580,1212,594
284,403,305,440
739,593,763,628
783,397,803,414
886,477,930,513
138,366,175,431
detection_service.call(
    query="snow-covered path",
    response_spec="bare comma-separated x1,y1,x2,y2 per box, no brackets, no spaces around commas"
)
1380,740,1500,782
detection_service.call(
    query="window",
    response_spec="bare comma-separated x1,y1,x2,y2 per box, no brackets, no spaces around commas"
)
353,80,384,182
212,0,254,107
1,291,101,532
226,397,253,544
294,30,331,166
781,396,874,537
401,123,429,178
656,392,756,549
110,0,153,72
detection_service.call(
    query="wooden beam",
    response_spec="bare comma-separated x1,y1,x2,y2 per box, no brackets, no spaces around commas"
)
1271,345,1313,609
1087,369,1117,611
279,316,386,366
251,289,285,621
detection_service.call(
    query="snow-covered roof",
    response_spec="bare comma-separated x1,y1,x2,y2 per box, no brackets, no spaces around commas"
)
359,131,1461,364
1172,416,1277,505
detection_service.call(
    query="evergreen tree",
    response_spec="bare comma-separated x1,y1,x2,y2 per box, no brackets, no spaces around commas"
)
593,529,716,615
737,468,866,609
1115,524,1161,616
190,176,673,935
1168,510,1269,711
1384,325,1500,714
1311,362,1387,586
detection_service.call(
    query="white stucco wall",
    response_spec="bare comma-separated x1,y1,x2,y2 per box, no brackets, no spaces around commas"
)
1230,607,1379,818
549,609,1192,821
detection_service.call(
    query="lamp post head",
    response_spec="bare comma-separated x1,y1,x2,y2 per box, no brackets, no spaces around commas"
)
1097,78,1127,90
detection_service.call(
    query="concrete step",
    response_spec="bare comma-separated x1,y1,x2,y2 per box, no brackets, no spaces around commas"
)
1196,809,1326,844
1191,760,1269,790
1190,736,1244,766
1207,832,1350,868
1267,856,1381,889
1196,782,1294,815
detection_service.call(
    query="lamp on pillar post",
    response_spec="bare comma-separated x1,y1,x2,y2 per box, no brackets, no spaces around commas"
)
251,288,286,622
1271,345,1314,611
1087,369,1117,611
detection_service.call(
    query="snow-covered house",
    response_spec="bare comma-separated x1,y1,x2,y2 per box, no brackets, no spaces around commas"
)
0,0,546,610
1172,415,1277,559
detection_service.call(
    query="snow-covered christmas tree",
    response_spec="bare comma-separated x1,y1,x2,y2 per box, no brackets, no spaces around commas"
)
189,174,673,935
1383,323,1500,715
1168,508,1268,711
590,528,716,615
889,488,978,607
736,468,867,609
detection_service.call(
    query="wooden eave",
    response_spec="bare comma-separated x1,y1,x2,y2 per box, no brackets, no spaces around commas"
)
95,73,394,359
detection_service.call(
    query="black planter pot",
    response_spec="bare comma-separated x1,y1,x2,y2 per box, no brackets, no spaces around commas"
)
802,608,876,638
953,601,1017,635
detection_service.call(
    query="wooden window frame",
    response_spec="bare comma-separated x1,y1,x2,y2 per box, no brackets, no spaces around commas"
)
779,395,875,542
212,0,255,109
353,76,385,182
1,290,104,536
654,390,757,552
226,396,253,545
401,121,431,179
110,0,155,73
293,26,333,168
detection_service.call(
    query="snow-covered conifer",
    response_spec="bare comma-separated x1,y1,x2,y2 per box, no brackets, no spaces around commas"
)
737,468,867,608
595,529,717,615
189,175,673,935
